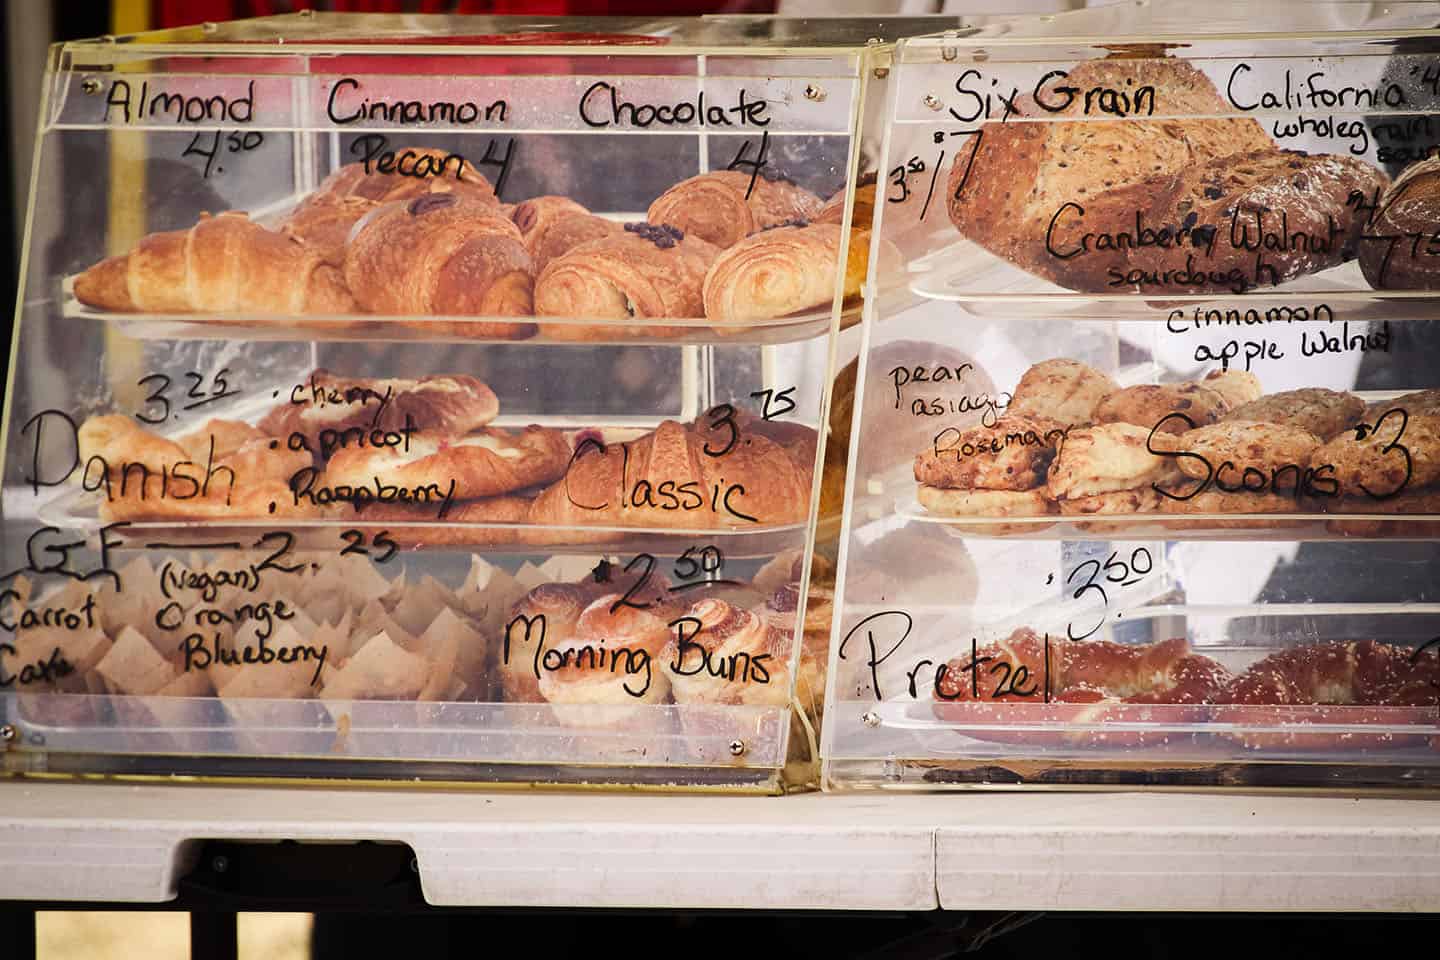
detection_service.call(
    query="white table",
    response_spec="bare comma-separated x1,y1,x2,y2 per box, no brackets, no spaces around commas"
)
4,784,1440,912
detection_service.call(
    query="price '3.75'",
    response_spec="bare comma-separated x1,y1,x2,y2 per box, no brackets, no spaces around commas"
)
182,130,264,178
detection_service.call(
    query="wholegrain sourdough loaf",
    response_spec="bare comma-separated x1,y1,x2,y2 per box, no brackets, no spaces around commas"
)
945,55,1385,293
1359,154,1440,290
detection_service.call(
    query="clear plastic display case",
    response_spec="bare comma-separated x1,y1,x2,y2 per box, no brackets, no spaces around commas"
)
0,12,956,792
825,0,1440,790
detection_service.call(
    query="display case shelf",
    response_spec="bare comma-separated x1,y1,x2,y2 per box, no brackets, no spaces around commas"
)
2,782,1439,913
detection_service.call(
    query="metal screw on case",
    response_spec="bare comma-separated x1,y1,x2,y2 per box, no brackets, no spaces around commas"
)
80,77,101,95
728,739,747,757
0,724,15,742
862,711,881,728
924,94,942,111
212,856,229,874
803,84,826,102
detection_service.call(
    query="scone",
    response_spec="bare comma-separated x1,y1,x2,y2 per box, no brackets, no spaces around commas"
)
1045,423,1180,500
1202,369,1263,409
1225,387,1365,440
916,486,1052,518
1159,485,1307,530
913,416,1066,491
1093,382,1230,435
913,414,1064,534
1155,420,1322,485
1366,388,1440,420
1312,411,1440,497
1005,359,1117,427
1325,488,1440,537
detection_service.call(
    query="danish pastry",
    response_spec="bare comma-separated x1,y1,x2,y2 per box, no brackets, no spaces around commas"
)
257,371,499,450
321,426,570,500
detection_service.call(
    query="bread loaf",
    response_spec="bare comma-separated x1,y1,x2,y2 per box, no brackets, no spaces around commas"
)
946,56,1280,292
1360,155,1440,289
1064,149,1386,294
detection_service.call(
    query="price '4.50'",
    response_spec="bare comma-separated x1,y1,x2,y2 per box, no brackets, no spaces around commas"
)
183,130,264,179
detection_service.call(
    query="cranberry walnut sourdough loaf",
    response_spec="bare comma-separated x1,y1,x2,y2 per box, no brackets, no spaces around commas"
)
946,56,1387,293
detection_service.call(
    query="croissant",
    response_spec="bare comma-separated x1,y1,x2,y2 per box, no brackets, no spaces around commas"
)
73,212,356,314
315,149,498,206
528,213,623,273
343,193,535,338
534,224,719,338
814,174,877,229
528,410,815,531
647,171,823,249
278,193,377,266
513,195,589,243
702,223,846,323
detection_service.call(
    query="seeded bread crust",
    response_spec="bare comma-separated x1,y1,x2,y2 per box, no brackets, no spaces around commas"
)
1359,155,1440,290
947,57,1272,290
946,57,1389,294
1077,149,1387,294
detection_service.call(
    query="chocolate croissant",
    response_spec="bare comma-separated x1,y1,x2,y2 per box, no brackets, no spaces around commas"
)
534,223,719,337
513,195,589,243
647,170,823,249
343,193,535,338
513,195,624,272
527,408,815,531
702,223,846,323
73,211,356,314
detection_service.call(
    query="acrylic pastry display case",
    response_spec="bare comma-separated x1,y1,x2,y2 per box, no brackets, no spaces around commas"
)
823,0,1440,790
0,12,932,792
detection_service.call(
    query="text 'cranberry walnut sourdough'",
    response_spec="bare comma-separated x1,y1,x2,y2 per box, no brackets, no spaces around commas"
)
946,57,1389,294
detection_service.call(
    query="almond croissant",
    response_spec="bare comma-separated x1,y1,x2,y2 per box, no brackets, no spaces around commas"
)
72,211,355,314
